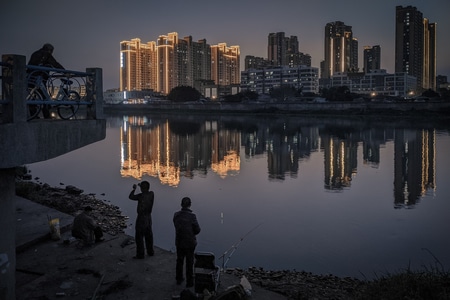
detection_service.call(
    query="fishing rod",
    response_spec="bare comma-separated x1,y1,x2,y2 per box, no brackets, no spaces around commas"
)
219,222,263,270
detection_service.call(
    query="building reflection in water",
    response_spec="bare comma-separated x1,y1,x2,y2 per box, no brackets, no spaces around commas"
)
120,116,240,186
394,129,436,208
322,135,358,191
119,115,436,208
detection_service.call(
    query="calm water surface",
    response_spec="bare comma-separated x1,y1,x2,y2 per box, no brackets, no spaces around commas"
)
29,113,450,279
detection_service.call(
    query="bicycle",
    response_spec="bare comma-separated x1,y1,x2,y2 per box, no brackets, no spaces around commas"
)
26,70,81,120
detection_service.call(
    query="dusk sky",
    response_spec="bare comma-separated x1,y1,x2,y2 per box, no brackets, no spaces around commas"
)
1,0,449,90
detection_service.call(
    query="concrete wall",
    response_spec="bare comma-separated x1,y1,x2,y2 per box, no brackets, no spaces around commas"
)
0,119,105,168
0,169,16,300
0,54,106,299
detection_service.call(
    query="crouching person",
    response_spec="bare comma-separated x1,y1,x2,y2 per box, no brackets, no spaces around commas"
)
72,206,104,246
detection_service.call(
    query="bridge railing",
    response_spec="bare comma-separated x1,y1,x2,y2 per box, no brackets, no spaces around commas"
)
1,54,103,123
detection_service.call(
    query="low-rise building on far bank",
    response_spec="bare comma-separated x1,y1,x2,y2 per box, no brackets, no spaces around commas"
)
320,70,418,98
241,66,319,95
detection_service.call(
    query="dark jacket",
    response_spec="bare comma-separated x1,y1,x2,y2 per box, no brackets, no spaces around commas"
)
129,190,154,216
28,47,64,69
72,212,97,243
173,208,201,249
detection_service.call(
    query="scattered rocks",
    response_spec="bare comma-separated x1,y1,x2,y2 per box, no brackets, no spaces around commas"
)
65,185,83,195
15,181,128,236
227,267,368,299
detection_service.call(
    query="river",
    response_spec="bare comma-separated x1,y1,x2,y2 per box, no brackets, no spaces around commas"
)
29,112,450,280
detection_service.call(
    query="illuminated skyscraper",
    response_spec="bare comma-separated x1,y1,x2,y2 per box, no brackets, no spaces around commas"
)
156,32,178,94
395,5,436,92
211,43,240,86
323,21,358,79
363,45,381,74
120,38,157,92
120,33,214,94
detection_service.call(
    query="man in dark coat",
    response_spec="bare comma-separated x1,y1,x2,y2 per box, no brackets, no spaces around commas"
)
28,43,64,70
173,197,201,287
72,206,104,246
129,181,155,259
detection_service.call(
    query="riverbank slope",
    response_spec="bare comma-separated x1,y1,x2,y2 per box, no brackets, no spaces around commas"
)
15,181,368,299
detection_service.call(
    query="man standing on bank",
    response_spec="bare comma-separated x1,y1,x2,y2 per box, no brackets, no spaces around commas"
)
173,197,201,287
129,181,154,259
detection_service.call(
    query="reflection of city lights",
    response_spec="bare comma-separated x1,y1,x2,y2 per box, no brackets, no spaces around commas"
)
116,116,437,206
211,151,240,178
394,129,436,208
120,119,241,186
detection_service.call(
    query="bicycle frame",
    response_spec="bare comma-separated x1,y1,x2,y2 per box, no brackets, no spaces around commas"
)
26,71,81,120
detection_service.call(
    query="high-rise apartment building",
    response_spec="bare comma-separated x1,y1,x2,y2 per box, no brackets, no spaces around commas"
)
268,32,287,67
120,33,215,94
395,5,436,91
211,43,240,86
175,36,212,90
423,20,437,90
120,39,139,92
244,55,270,70
267,32,310,68
156,32,178,94
120,38,156,91
185,37,211,88
322,21,358,79
363,45,381,73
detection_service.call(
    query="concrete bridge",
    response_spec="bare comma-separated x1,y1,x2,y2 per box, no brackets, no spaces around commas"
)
0,54,106,299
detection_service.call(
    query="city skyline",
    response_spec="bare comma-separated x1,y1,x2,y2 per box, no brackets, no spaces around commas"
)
1,0,449,90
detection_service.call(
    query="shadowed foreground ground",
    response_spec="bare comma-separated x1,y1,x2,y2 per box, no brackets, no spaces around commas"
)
15,180,450,299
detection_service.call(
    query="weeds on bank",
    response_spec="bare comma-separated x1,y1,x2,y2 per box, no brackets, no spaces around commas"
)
359,250,450,300
359,269,450,300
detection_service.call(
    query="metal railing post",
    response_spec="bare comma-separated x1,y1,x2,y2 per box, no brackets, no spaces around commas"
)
1,55,27,123
86,68,104,120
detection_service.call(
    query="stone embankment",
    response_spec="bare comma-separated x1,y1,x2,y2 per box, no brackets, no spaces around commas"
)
16,180,371,299
105,100,450,116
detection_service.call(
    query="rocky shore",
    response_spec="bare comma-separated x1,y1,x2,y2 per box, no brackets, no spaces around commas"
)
227,268,367,299
16,179,374,299
17,180,450,299
16,179,128,237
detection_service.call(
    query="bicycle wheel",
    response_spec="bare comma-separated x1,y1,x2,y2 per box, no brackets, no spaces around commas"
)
57,91,80,119
26,86,43,120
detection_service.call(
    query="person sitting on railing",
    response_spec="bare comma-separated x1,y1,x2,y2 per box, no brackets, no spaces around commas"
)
27,43,65,118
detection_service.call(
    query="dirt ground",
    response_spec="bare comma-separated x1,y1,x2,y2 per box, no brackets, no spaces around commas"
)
15,232,287,300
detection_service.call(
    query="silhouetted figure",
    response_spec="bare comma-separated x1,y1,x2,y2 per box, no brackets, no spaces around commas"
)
72,206,104,246
129,181,155,259
28,43,64,70
27,43,64,118
173,197,201,288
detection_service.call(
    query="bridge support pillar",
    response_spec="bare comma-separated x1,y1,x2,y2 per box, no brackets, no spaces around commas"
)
0,168,16,300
